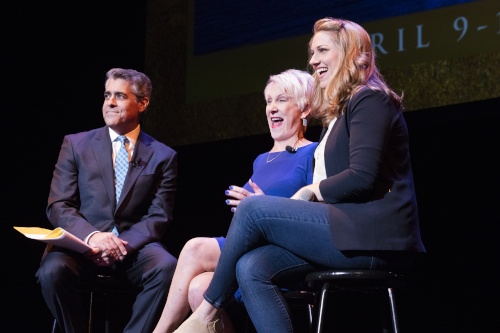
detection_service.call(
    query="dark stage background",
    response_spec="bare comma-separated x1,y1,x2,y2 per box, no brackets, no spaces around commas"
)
3,1,499,332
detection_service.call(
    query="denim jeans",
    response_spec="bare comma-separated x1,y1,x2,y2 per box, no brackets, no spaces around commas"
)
204,195,415,333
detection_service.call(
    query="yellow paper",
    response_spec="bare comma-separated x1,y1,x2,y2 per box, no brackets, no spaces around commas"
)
14,226,92,253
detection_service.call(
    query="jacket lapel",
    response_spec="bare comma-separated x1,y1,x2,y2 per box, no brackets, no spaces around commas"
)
116,131,153,207
92,127,116,205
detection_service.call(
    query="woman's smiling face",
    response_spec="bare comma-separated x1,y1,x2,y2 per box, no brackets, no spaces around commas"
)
309,31,339,89
264,82,303,142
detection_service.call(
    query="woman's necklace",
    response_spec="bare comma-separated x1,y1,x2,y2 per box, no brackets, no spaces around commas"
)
266,151,284,163
266,137,303,163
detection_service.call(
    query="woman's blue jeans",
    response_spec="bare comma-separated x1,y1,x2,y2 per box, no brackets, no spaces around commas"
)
204,195,414,333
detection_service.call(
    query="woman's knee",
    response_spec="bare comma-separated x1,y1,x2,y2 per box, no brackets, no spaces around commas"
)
179,238,213,262
179,237,220,271
235,251,266,287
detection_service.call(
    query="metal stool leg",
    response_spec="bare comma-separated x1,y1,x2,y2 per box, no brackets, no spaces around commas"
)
387,287,399,333
307,303,313,329
51,319,59,333
315,282,330,333
88,290,94,333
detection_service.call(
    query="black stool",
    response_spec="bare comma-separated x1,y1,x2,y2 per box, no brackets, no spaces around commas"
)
304,270,406,333
284,289,316,330
51,274,139,333
241,290,316,333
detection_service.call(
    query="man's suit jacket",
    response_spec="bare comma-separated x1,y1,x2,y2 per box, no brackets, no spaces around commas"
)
47,126,177,253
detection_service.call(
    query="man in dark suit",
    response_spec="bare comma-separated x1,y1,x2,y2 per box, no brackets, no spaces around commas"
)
36,68,178,333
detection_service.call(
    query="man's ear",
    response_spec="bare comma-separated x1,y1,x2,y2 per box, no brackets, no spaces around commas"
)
138,97,150,112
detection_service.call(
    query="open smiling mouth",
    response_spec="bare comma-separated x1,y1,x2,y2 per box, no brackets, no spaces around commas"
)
271,117,283,128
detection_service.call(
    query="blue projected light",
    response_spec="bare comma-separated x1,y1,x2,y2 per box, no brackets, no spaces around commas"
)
193,0,478,55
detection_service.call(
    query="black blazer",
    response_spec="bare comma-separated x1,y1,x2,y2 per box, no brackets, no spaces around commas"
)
46,126,178,253
319,87,425,252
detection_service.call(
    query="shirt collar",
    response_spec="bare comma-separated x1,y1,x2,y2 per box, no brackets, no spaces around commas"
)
109,125,140,147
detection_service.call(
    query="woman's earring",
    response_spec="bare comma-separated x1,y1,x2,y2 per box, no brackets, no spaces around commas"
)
302,118,308,127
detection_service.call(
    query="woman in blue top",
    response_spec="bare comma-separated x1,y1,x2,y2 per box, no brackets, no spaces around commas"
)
173,17,425,333
153,69,317,333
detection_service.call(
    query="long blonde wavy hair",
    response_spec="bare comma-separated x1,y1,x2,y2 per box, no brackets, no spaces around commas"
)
308,17,403,126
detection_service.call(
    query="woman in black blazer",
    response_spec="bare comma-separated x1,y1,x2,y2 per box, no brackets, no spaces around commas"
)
173,17,426,333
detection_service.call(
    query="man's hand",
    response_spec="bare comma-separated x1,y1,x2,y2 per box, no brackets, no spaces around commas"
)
85,232,128,266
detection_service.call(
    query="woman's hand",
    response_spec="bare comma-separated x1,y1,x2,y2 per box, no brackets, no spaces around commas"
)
225,179,264,212
291,184,322,202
